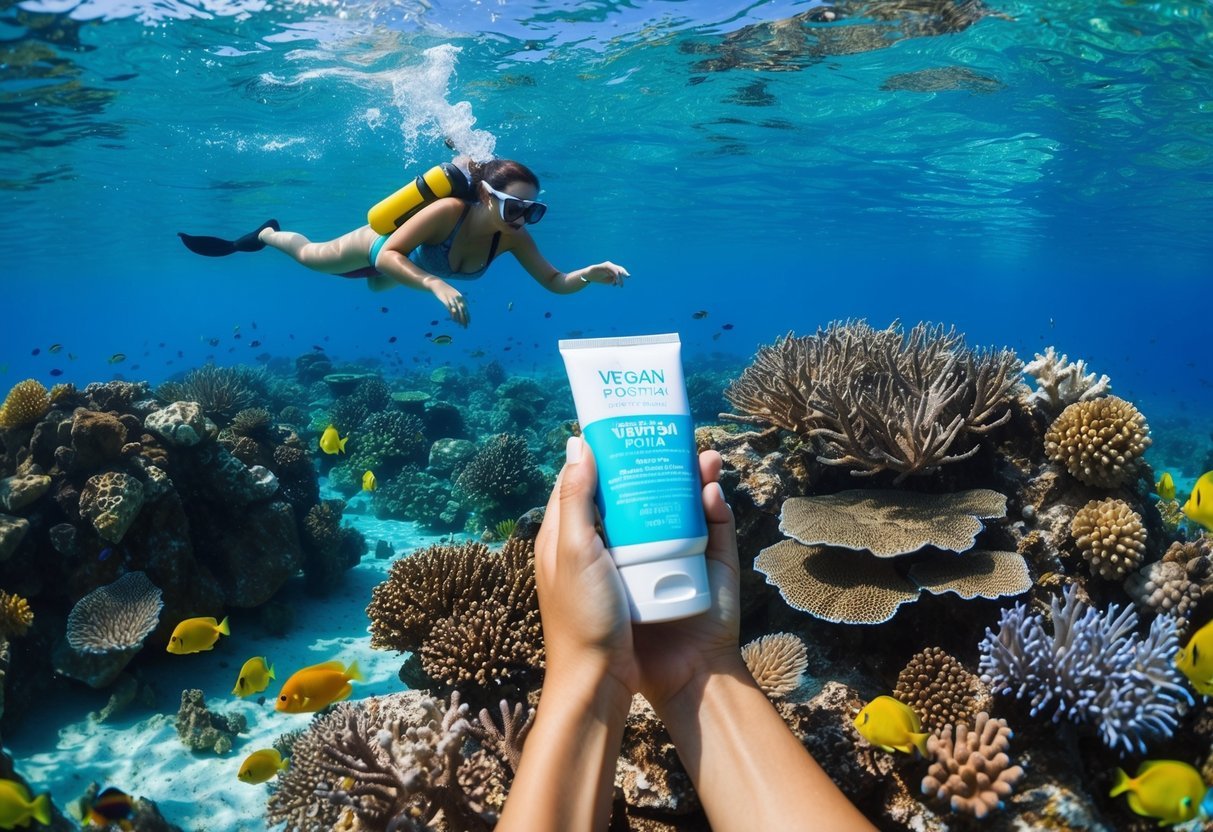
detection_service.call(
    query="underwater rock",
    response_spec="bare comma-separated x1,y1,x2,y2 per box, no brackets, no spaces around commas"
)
0,473,51,512
204,500,302,608
144,401,217,447
175,688,246,754
423,399,467,439
69,409,128,469
375,539,393,559
616,694,698,814
89,672,155,722
185,444,279,504
0,514,29,561
79,471,145,543
428,437,478,477
48,521,76,556
294,352,332,384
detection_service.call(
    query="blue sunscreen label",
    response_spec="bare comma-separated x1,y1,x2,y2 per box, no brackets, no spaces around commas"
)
582,415,706,548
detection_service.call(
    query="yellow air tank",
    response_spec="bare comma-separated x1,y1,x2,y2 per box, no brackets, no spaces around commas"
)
367,162,473,235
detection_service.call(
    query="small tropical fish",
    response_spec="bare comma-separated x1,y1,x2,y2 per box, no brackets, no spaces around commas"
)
468,349,486,358
275,660,363,713
49,369,63,377
853,696,930,756
233,324,240,333
362,470,377,492
712,333,721,341
388,336,397,344
1157,472,1175,501
251,320,258,329
238,749,289,784
233,333,242,340
30,348,40,356
166,616,230,654
543,311,552,319
98,547,113,562
380,306,389,313
691,310,708,319
507,301,514,312
49,344,62,353
68,353,77,361
86,786,134,828
249,340,261,348
0,779,51,829
108,353,126,364
1109,760,1207,826
312,345,324,351
1176,618,1213,695
232,656,275,698
1182,472,1213,531
722,323,734,330
207,338,220,347
431,335,453,346
319,425,348,455
430,320,439,326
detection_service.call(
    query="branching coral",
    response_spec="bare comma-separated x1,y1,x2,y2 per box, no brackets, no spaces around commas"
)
895,647,991,734
921,712,1023,818
1070,498,1146,580
0,379,50,429
1043,396,1150,488
366,539,543,690
1022,347,1111,412
741,633,808,698
0,590,34,638
722,320,1021,481
453,434,548,528
977,584,1192,754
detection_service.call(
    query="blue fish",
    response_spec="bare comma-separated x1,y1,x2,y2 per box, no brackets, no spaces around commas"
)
99,547,113,562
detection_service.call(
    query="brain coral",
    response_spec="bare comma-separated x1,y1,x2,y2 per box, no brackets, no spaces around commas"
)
894,647,991,734
79,471,146,543
1044,396,1150,488
741,633,808,698
0,379,50,429
66,571,163,654
921,712,1023,819
1070,498,1147,580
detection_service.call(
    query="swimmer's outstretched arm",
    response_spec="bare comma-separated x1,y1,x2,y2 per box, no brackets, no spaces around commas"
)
511,233,629,294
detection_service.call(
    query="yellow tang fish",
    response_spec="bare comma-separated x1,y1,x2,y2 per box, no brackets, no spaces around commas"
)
362,470,377,492
275,660,363,713
853,695,930,756
0,779,51,829
166,616,230,654
232,656,275,698
1109,759,1208,826
1156,472,1175,501
238,749,290,784
1176,618,1213,696
1183,471,1213,531
319,425,348,455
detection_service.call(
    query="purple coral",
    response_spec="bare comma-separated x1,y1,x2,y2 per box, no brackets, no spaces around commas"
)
978,585,1192,755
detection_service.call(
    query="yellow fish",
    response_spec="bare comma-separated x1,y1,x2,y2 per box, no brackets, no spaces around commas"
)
1182,472,1213,531
362,470,377,492
0,779,51,829
166,616,230,654
1156,472,1176,501
319,425,348,455
231,656,275,697
1110,760,1207,826
237,749,289,784
1176,619,1213,696
275,660,362,713
853,695,930,756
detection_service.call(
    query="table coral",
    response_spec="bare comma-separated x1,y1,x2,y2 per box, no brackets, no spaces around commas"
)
1043,396,1150,489
60,571,163,687
0,380,50,429
921,712,1023,818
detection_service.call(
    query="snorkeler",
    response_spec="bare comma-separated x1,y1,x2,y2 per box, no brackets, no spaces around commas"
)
177,158,629,327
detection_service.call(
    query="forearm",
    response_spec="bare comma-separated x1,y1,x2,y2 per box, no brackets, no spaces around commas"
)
376,250,443,292
497,670,631,832
544,268,592,294
654,657,875,832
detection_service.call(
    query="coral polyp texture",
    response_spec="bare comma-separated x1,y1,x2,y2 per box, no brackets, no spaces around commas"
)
722,320,1021,481
79,471,146,543
741,632,809,698
894,647,991,734
0,590,33,638
0,379,50,429
1043,395,1150,489
1022,346,1111,412
65,571,163,654
1126,537,1211,631
1070,498,1147,580
921,712,1023,819
977,584,1192,754
366,538,543,690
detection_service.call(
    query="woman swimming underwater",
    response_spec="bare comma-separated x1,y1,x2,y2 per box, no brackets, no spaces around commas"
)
178,158,629,327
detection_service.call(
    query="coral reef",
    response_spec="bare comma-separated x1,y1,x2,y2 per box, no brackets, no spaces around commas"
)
367,539,543,695
155,364,268,426
1070,498,1146,580
300,500,365,595
921,712,1023,819
1043,396,1151,489
78,471,145,543
978,584,1192,754
1126,536,1212,633
175,688,246,754
0,380,50,429
740,632,808,698
894,648,991,734
453,434,549,532
722,321,1021,481
1022,347,1111,412
59,571,163,688
0,590,33,638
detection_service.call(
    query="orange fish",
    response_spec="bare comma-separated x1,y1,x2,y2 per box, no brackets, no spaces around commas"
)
275,660,362,713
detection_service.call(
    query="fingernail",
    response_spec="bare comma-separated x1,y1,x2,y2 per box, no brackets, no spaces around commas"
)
566,436,583,465
714,482,728,505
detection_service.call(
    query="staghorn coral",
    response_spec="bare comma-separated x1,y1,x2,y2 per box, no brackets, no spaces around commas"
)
1043,396,1150,488
266,702,358,831
367,538,543,690
1126,537,1212,632
921,712,1023,819
66,571,163,654
79,471,145,542
1022,347,1111,412
722,320,1021,482
741,633,808,698
155,364,268,426
0,590,33,638
894,647,991,734
0,379,50,429
1070,498,1147,580
780,488,1006,557
978,584,1192,754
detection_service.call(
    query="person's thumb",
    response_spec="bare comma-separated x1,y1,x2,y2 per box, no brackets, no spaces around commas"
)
557,437,601,556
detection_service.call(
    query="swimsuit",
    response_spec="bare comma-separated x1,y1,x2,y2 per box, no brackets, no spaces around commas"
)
342,203,500,280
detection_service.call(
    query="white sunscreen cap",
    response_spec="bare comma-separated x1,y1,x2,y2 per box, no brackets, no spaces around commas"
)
617,554,711,623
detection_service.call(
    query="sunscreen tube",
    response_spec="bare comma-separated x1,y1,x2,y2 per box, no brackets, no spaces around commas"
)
558,333,710,623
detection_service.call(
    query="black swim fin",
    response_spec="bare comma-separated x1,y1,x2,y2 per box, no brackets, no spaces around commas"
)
178,219,279,257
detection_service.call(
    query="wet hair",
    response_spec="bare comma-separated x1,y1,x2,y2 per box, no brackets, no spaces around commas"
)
467,158,540,194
